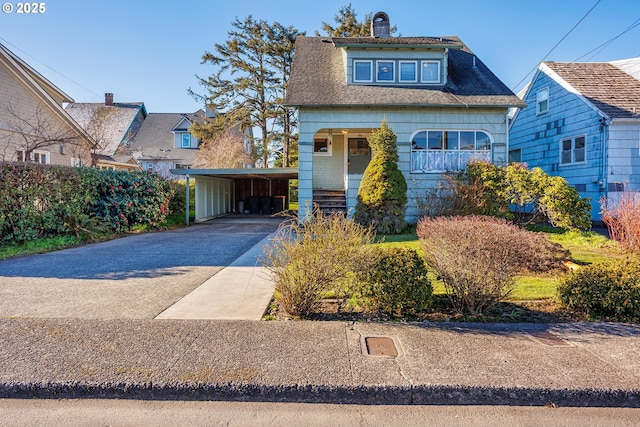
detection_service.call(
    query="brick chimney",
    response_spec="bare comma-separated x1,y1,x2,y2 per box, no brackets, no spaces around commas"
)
371,12,390,38
105,93,114,106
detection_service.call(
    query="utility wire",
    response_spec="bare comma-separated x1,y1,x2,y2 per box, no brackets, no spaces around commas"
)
512,0,601,92
0,36,101,99
574,17,640,62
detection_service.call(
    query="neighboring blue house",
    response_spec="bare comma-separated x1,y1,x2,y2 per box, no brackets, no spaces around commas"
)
509,59,640,220
285,12,524,221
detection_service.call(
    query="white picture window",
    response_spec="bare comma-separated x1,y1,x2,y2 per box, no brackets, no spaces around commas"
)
353,60,373,82
560,135,586,165
399,61,417,82
376,61,394,81
411,130,492,172
537,88,549,115
421,60,440,83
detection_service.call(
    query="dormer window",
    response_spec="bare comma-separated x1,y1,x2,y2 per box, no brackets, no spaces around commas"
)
399,61,417,82
376,61,394,81
181,133,191,148
354,60,373,82
421,61,440,83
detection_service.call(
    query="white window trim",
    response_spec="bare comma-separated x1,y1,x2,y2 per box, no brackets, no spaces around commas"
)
399,60,418,83
353,60,373,83
181,133,191,148
313,137,332,156
536,87,549,115
420,60,441,83
559,134,587,166
409,129,493,173
376,60,395,82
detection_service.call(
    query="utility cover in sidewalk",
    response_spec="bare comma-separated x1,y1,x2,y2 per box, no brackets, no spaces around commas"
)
529,331,571,347
365,337,398,357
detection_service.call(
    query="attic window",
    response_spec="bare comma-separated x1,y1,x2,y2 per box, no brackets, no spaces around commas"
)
421,61,440,83
537,88,549,115
354,60,373,82
399,61,417,82
377,61,394,81
181,133,191,148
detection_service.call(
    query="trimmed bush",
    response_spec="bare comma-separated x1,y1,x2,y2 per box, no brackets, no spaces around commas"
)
262,210,375,318
353,120,407,234
417,215,565,314
558,258,640,320
358,247,432,316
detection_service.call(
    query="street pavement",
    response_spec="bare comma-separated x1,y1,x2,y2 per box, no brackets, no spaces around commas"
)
0,216,639,407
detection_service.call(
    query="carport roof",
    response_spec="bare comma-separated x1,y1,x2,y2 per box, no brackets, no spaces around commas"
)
170,167,298,180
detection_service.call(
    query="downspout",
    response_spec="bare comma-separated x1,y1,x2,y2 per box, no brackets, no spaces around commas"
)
599,117,611,203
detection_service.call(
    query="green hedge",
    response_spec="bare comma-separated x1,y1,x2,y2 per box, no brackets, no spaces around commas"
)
558,258,640,320
0,162,174,242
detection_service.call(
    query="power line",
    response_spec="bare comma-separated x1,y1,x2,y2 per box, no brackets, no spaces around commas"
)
512,0,601,92
0,36,101,99
574,17,640,62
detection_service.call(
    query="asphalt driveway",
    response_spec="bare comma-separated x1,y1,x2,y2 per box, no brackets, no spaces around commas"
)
0,217,283,319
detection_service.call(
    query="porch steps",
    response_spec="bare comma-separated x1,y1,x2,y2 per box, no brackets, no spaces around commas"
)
313,189,347,214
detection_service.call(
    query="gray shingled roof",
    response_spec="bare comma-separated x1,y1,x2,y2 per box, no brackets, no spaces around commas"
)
331,36,463,48
544,61,640,119
131,112,198,163
285,36,525,108
65,102,143,155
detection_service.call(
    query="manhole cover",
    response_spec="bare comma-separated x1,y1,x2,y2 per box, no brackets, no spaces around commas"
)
529,331,571,347
365,337,398,357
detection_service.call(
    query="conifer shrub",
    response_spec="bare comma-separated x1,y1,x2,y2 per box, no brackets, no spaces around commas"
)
417,215,564,314
558,258,640,320
353,120,407,234
262,210,375,318
357,247,432,316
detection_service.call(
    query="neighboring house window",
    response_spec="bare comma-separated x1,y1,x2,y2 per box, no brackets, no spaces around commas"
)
174,163,191,169
16,150,50,164
560,135,586,165
353,60,373,82
181,133,191,148
71,158,82,167
399,61,417,82
144,162,154,171
509,148,522,163
410,130,492,172
376,61,394,81
313,138,331,156
421,60,440,83
536,88,549,115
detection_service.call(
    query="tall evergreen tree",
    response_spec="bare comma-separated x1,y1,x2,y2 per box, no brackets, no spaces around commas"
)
316,4,397,37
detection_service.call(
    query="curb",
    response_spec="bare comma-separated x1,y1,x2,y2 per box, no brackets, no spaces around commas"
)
2,382,639,407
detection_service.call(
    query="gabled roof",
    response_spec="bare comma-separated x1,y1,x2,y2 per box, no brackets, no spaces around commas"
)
170,110,205,132
610,56,640,81
543,61,640,120
285,36,524,108
132,112,190,162
0,42,96,148
65,102,146,155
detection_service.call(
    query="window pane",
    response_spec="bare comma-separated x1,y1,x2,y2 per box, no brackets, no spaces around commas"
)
574,148,585,162
460,151,474,167
443,151,459,170
460,131,474,150
562,139,572,151
476,132,490,150
443,131,458,150
428,131,443,150
400,62,416,81
377,61,394,81
411,151,427,172
575,136,585,149
314,139,328,153
411,131,427,150
422,61,440,82
428,151,443,170
561,152,571,164
354,61,371,81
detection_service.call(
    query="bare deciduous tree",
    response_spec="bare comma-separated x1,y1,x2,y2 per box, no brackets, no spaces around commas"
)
194,130,252,169
0,103,91,164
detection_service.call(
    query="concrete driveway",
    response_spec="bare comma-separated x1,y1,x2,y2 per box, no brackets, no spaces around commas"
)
0,217,283,319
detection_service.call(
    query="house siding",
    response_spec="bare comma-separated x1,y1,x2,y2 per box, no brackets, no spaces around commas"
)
313,134,345,189
509,69,640,220
194,176,233,221
299,106,509,221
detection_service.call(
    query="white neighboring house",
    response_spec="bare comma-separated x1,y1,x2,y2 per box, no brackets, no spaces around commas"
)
0,42,96,165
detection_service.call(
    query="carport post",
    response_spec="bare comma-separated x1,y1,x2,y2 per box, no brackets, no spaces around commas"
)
185,174,190,226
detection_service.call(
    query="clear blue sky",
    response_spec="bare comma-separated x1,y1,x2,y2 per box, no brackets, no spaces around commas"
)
1,0,639,113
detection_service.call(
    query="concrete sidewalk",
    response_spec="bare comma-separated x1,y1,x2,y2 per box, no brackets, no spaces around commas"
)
1,319,639,406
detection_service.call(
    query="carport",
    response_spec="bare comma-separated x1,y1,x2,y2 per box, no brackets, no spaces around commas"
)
171,167,298,223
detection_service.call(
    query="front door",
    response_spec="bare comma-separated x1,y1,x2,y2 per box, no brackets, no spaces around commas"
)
347,137,371,175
